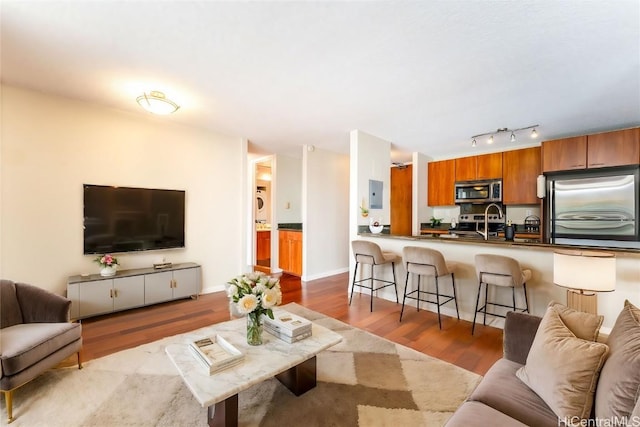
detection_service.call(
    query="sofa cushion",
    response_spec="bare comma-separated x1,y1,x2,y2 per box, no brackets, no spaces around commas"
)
548,301,603,341
468,358,559,427
1,280,23,329
516,306,609,421
445,401,528,427
0,322,82,375
632,397,640,421
595,300,640,422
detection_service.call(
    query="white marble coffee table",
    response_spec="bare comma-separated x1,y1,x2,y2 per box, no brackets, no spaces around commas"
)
165,316,342,427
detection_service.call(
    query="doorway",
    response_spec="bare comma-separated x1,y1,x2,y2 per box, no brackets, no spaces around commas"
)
254,159,273,273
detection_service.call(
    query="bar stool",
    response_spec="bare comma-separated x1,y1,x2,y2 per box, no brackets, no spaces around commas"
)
400,246,460,329
472,254,531,335
350,240,399,311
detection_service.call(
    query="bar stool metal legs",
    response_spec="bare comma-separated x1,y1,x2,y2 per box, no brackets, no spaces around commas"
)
399,247,460,329
350,260,398,311
350,240,399,312
472,253,532,335
400,270,459,329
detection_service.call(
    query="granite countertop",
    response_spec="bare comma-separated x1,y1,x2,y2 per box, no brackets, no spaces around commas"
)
278,223,303,231
357,232,640,254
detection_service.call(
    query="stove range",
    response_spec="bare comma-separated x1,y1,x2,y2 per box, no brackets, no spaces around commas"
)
453,213,505,237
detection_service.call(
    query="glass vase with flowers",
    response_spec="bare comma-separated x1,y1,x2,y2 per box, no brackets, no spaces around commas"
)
227,272,282,345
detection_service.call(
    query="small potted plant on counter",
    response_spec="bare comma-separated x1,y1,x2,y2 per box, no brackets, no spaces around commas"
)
429,216,443,228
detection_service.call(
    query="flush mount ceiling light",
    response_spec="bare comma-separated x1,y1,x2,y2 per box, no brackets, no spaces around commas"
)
136,91,180,115
471,125,539,147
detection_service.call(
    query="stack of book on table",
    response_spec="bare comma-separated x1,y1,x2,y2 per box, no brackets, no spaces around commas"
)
262,309,312,343
189,335,244,375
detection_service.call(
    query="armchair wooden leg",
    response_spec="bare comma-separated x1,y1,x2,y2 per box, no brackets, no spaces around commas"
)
77,351,83,369
3,390,14,423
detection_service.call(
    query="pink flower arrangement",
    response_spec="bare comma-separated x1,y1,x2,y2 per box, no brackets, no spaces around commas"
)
94,254,119,268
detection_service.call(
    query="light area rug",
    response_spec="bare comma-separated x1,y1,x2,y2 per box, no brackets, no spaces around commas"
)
4,303,481,427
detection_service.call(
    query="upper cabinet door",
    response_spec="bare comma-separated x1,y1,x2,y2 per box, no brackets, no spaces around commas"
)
455,153,502,181
428,159,455,206
587,128,640,168
542,136,587,172
454,156,476,182
503,147,541,205
477,152,503,180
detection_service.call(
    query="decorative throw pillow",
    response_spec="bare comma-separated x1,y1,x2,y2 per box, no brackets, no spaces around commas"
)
516,306,609,421
595,300,640,422
548,301,604,341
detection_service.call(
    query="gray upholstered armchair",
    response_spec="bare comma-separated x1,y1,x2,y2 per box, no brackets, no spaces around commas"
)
1,279,82,423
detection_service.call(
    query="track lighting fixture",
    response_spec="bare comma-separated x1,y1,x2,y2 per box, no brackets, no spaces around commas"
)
471,125,539,147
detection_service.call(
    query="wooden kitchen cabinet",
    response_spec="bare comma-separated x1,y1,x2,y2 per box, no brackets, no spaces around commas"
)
427,159,455,206
503,147,541,205
542,136,587,172
587,128,640,168
454,156,476,181
279,230,302,276
455,153,502,181
477,153,503,179
256,230,271,262
542,128,640,172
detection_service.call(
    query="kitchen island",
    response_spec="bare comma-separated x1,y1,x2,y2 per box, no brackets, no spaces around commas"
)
353,232,640,332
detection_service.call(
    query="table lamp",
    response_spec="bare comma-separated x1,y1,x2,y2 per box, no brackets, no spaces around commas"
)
553,250,616,315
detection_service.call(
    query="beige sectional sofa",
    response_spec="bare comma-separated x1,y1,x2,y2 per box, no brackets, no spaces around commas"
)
447,301,640,426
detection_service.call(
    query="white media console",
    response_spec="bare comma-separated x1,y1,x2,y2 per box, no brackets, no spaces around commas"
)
67,262,201,320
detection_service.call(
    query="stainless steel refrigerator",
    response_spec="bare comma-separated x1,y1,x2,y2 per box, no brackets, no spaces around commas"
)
547,168,639,248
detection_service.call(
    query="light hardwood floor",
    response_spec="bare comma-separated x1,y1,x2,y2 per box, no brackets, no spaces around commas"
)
78,272,503,375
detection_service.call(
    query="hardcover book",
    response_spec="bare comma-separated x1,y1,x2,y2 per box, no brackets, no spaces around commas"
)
189,335,243,374
264,322,312,343
261,309,312,338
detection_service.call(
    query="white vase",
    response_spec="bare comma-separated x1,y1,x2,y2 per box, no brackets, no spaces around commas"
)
100,266,117,277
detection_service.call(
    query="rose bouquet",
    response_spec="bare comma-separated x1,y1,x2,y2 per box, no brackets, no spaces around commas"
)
94,254,119,268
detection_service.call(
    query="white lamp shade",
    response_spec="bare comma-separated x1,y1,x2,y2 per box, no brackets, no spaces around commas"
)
553,251,616,292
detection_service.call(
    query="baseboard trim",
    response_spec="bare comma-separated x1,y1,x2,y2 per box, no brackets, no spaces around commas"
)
302,267,349,282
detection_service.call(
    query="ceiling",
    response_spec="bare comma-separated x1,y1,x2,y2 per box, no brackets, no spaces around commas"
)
2,1,639,162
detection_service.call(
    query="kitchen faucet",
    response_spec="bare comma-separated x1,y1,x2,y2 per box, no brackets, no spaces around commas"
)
477,203,504,240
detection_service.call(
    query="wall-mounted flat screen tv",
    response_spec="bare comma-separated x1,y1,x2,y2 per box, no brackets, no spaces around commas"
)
83,184,185,255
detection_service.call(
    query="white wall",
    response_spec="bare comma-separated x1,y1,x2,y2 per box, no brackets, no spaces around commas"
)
412,152,432,234
349,130,391,232
1,85,246,295
302,145,350,281
274,153,302,223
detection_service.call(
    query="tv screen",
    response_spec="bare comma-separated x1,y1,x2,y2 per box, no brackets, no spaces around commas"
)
83,184,185,254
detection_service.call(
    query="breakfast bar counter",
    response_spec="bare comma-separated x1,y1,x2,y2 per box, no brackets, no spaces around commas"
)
352,232,640,332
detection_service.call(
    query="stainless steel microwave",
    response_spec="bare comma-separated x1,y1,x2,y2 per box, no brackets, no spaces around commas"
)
454,180,502,204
